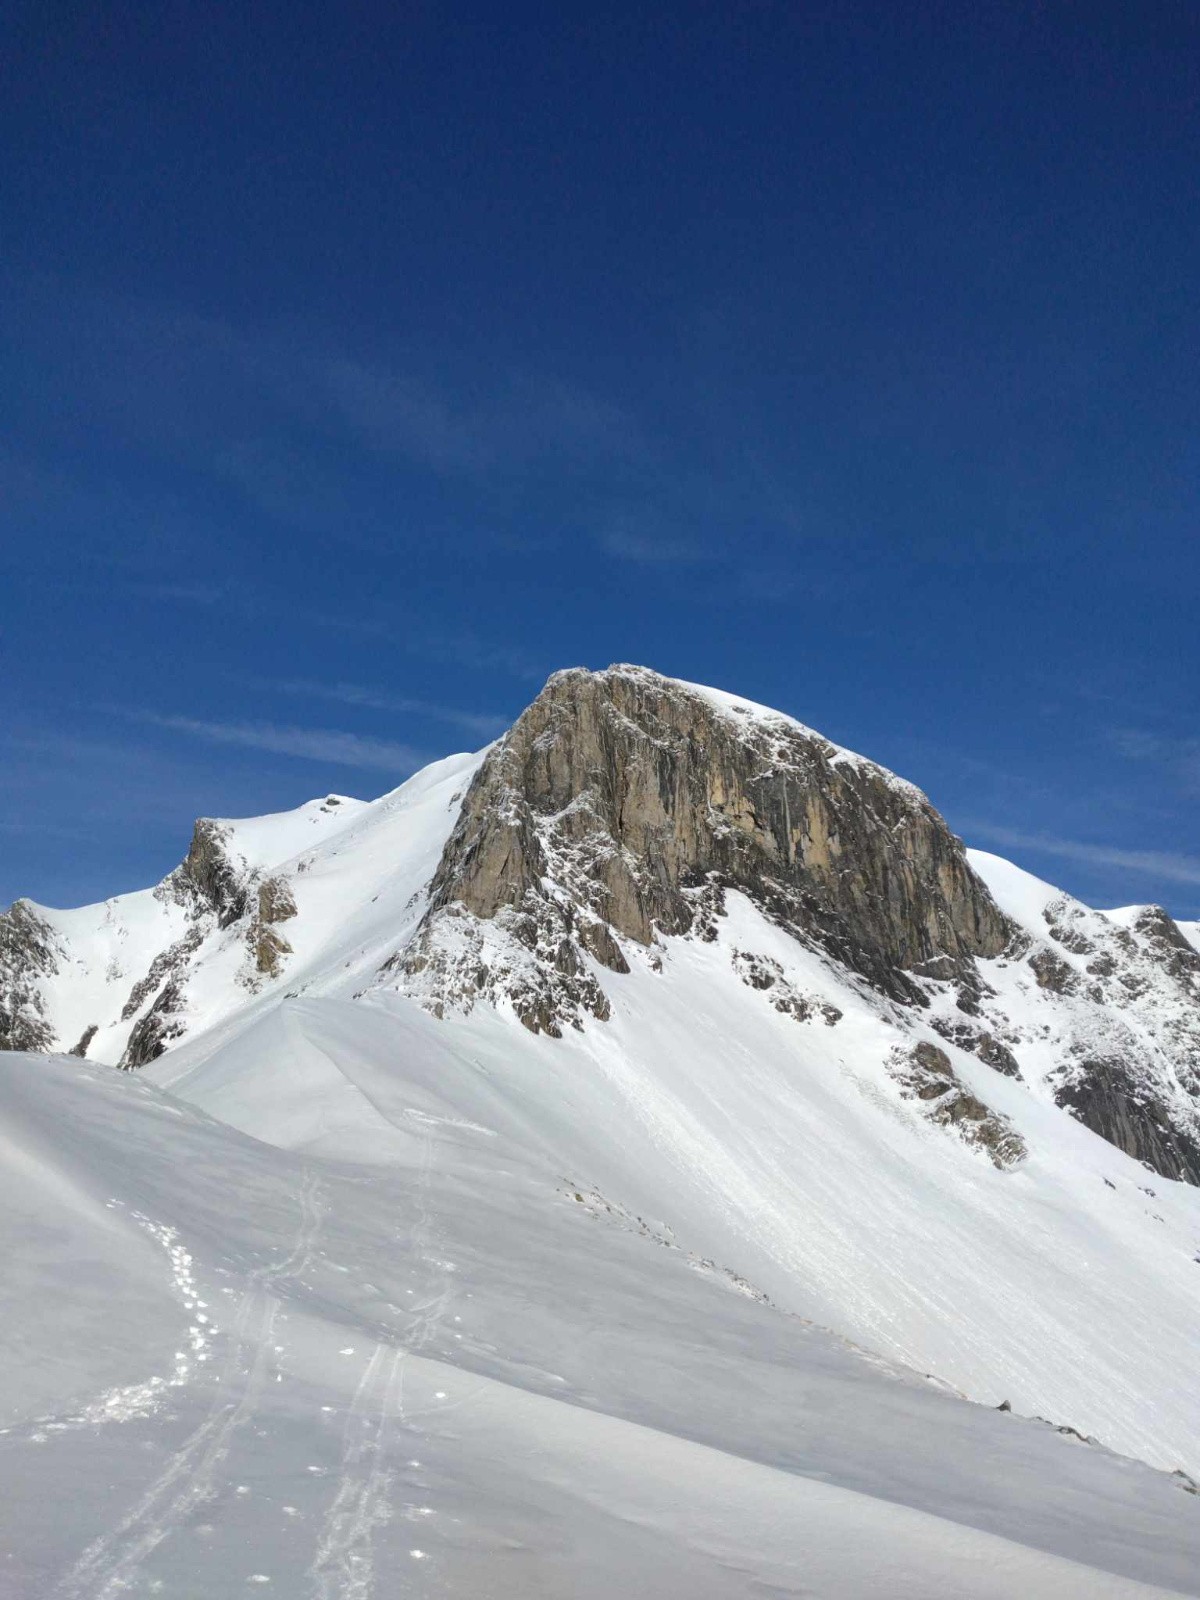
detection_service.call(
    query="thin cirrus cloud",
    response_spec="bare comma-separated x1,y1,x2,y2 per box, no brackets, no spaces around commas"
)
127,581,228,605
322,359,640,475
119,711,427,773
1107,727,1200,792
302,614,550,684
0,443,221,569
15,288,641,485
9,289,790,575
966,821,1200,890
599,524,716,565
260,678,509,739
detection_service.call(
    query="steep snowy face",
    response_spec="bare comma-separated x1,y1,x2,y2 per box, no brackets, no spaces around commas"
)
390,664,1012,1033
963,854,1200,1185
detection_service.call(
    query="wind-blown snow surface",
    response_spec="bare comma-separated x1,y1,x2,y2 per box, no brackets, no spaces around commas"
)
3,1050,1200,1600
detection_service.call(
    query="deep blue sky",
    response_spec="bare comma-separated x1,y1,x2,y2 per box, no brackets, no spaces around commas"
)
2,1,1197,915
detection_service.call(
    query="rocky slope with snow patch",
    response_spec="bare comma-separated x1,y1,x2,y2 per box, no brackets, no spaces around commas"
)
964,853,1200,1184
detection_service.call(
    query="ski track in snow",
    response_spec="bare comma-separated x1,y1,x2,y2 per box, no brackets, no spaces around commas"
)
53,1126,460,1600
310,1343,405,1600
310,1120,453,1599
54,1166,325,1599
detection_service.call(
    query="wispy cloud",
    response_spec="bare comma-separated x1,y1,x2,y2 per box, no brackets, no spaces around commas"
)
118,711,426,772
1105,727,1200,796
127,581,228,605
284,612,548,684
260,678,507,739
599,523,715,565
1,729,288,827
0,818,89,839
416,631,548,682
2,570,232,609
11,288,642,488
966,821,1200,889
5,285,827,592
1107,727,1166,762
0,444,223,570
324,360,638,475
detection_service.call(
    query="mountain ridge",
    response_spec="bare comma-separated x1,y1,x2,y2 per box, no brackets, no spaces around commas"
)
4,664,1198,1184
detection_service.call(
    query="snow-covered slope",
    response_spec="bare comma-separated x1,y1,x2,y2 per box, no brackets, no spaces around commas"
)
151,901,1200,1479
0,754,482,1066
3,665,1200,1595
3,1051,1199,1599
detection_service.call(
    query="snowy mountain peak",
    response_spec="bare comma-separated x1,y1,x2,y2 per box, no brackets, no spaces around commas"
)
389,663,1012,1035
2,665,1199,1188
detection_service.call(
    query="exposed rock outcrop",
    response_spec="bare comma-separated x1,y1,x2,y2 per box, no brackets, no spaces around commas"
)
930,1016,1023,1079
1131,906,1200,984
1056,1059,1200,1186
731,950,842,1026
0,901,60,1052
1029,948,1080,995
160,819,251,927
247,876,298,980
120,926,205,1021
889,1041,1027,1169
70,1024,98,1058
120,980,187,1069
395,666,1012,1032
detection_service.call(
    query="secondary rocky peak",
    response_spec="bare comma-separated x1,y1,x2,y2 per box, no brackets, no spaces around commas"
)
161,819,252,927
394,665,1014,1032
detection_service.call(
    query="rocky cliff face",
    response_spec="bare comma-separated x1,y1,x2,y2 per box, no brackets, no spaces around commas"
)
395,665,1013,1032
159,820,253,927
0,901,61,1052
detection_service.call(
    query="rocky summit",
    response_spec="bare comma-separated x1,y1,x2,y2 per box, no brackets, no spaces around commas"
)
396,665,1010,1026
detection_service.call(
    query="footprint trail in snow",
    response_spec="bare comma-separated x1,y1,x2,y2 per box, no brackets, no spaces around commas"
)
54,1166,324,1599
